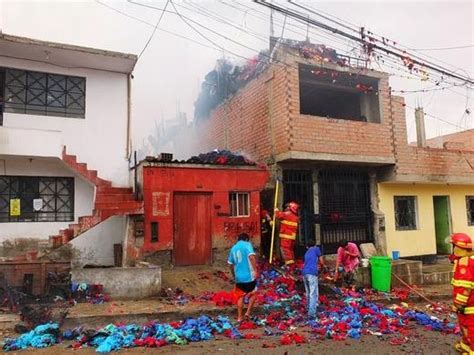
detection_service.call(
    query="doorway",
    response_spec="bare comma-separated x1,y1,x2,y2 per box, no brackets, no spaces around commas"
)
319,170,373,254
173,193,212,266
433,196,452,254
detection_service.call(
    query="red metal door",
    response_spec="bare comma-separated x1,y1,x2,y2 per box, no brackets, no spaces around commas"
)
173,193,212,266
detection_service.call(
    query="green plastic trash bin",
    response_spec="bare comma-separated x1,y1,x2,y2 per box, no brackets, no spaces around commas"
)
370,256,392,292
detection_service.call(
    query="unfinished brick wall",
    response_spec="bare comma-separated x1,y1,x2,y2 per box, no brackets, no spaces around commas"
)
287,63,395,160
0,261,70,295
426,130,474,151
389,94,474,180
199,53,474,181
200,58,397,163
199,64,290,162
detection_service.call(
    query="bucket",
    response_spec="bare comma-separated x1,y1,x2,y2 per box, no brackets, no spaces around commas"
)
392,250,400,260
370,256,392,292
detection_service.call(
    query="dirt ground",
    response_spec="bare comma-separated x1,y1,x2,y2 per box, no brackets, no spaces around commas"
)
6,327,458,354
1,266,459,354
161,266,234,296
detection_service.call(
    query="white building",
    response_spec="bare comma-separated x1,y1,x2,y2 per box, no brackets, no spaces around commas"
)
0,33,142,262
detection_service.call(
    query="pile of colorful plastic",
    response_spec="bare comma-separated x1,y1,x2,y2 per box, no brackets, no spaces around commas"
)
158,287,192,306
3,323,60,351
71,283,109,304
2,316,241,352
2,261,460,352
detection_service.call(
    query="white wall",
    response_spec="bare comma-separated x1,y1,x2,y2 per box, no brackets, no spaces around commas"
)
0,55,130,186
70,215,127,268
0,126,62,158
0,157,94,242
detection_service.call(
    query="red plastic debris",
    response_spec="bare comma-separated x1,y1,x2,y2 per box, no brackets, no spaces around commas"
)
280,332,307,345
239,321,257,330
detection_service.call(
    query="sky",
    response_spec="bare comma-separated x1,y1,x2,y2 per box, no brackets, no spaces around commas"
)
1,0,472,155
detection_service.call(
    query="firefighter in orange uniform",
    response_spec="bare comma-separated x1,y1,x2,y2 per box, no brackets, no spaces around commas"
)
275,201,299,265
451,232,474,354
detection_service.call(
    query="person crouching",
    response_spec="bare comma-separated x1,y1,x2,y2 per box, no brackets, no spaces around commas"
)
228,233,259,322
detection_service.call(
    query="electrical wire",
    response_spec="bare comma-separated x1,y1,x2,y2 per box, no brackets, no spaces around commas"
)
220,0,471,92
297,1,474,78
410,45,474,51
270,0,473,85
138,0,170,59
95,0,253,58
97,0,470,131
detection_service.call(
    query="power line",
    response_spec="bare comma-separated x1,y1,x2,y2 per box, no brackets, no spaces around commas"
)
95,1,251,56
409,44,474,51
298,1,474,77
138,0,170,59
275,1,473,85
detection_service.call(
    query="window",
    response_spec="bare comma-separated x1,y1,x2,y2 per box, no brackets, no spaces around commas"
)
298,64,381,122
229,192,250,217
0,176,74,222
394,196,418,230
3,68,85,118
467,196,474,226
151,222,159,242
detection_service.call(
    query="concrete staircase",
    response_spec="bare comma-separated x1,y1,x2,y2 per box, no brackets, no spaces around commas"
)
49,148,143,247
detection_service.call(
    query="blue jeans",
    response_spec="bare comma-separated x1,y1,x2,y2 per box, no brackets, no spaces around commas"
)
303,274,319,317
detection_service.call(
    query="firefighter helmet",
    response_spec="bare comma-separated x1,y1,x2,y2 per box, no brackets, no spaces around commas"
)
451,233,474,250
288,201,299,214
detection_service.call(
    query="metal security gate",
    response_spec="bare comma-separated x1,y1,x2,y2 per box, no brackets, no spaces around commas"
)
283,170,315,247
318,170,373,254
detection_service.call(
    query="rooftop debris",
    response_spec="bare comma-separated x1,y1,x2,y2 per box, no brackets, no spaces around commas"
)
145,149,257,166
2,262,457,352
194,53,270,121
193,38,352,121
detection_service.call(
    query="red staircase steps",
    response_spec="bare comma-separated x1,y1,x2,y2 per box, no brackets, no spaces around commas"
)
97,187,133,194
48,147,144,248
95,193,135,203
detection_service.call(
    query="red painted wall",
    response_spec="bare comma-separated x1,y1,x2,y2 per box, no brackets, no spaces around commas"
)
141,165,269,254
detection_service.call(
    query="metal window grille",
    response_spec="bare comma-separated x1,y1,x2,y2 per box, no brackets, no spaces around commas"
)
318,170,372,253
3,68,85,118
0,176,74,222
394,196,417,230
467,196,474,226
229,192,250,217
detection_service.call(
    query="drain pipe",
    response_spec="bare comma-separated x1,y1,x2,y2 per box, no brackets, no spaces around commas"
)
126,74,132,159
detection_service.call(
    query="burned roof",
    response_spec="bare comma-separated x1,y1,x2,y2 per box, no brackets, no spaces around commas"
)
143,150,259,167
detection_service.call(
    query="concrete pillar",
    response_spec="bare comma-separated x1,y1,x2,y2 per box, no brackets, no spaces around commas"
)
369,170,387,255
312,168,321,245
415,107,427,148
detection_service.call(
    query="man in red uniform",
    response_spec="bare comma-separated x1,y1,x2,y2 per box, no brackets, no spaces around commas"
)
450,232,474,354
275,201,299,265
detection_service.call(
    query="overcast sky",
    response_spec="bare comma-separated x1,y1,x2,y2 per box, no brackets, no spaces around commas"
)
1,0,472,152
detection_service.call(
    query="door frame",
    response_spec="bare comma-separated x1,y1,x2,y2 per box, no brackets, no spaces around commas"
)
433,195,453,255
172,192,212,266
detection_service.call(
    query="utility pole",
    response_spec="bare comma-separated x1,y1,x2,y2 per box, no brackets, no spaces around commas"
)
269,0,274,38
415,106,427,148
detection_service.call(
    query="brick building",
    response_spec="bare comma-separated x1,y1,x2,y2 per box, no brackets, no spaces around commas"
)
197,40,474,257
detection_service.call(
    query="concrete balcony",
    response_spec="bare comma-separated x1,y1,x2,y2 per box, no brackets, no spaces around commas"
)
0,125,62,158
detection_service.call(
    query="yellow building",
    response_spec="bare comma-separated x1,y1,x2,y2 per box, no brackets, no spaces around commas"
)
379,183,474,257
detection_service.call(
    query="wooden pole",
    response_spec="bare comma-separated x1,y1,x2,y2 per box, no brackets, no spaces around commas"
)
269,179,280,264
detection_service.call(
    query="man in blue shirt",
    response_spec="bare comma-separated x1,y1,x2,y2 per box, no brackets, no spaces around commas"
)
228,233,259,322
302,240,324,318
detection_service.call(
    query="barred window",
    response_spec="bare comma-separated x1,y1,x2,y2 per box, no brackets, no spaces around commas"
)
229,192,250,217
0,176,74,222
3,68,85,118
394,196,418,231
467,196,474,226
